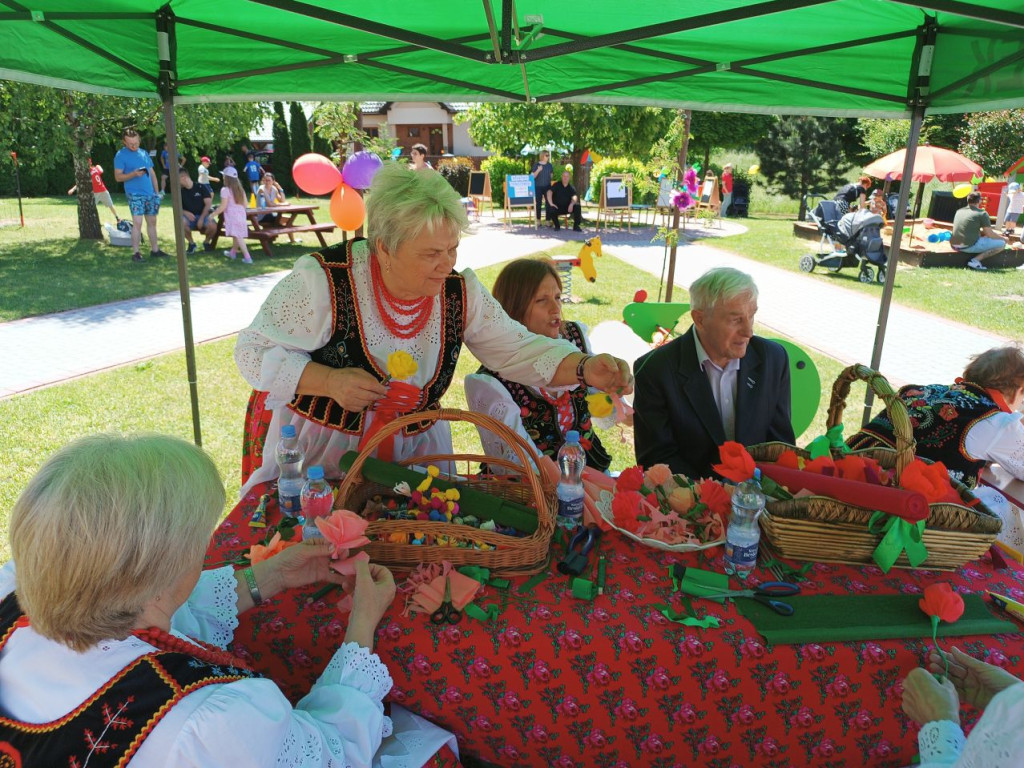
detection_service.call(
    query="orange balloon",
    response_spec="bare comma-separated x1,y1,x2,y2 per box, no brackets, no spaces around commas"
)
292,153,342,196
330,183,365,231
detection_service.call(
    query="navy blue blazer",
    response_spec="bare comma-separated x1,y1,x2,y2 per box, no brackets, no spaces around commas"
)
633,327,794,479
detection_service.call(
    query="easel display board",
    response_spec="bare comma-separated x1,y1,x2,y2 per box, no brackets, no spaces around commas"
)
468,170,493,217
696,171,720,213
597,174,633,231
504,173,536,228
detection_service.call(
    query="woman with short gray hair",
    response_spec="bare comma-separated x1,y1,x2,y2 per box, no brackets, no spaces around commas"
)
236,162,633,495
0,432,406,766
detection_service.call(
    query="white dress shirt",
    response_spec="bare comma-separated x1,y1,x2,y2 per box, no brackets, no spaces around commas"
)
693,330,741,441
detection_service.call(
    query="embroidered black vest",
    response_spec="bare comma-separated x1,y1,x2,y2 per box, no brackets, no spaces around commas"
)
478,321,611,472
288,238,466,436
847,381,1000,486
0,593,258,768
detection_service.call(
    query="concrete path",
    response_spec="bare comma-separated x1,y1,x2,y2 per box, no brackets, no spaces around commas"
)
0,216,1010,399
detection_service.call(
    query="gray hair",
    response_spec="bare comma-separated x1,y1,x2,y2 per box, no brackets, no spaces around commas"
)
689,267,758,313
366,162,469,257
10,433,224,651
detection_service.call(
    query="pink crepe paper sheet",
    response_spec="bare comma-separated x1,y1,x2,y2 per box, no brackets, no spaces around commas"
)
399,561,483,617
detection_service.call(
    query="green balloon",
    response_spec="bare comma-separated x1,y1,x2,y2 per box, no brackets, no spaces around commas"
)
692,163,702,174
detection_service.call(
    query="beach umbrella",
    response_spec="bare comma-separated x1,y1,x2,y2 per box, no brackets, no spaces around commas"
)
865,146,984,220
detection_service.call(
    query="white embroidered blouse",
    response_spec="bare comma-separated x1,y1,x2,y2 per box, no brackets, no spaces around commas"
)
235,241,578,496
917,683,1024,767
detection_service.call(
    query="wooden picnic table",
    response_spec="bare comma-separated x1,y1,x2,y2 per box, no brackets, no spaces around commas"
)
214,203,336,257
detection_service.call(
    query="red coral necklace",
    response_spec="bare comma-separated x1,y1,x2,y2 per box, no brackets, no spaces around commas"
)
369,253,434,339
133,626,251,670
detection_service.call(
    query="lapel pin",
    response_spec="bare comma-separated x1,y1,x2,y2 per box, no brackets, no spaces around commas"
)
746,377,755,389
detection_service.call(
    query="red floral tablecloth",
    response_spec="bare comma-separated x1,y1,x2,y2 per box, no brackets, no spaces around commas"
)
207,482,1024,768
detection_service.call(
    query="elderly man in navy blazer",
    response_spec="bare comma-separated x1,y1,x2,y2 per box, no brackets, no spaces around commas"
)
633,267,794,479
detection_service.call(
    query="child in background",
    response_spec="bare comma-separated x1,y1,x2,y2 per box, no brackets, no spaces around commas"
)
1003,181,1023,238
214,166,253,264
243,152,264,195
197,156,219,199
68,160,120,222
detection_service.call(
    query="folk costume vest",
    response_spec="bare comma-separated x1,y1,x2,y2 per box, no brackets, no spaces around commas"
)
479,321,611,472
0,593,257,768
848,381,1000,487
288,238,466,437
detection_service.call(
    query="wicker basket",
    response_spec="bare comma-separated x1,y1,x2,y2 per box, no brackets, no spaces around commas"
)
749,364,1002,570
336,408,557,575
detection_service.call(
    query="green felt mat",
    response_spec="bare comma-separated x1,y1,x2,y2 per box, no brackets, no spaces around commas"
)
736,594,1019,645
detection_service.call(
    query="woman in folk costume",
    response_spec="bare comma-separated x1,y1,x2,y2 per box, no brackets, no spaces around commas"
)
236,163,633,494
0,433,461,767
465,257,611,473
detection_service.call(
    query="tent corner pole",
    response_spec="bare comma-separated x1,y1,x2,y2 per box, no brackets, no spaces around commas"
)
158,5,203,447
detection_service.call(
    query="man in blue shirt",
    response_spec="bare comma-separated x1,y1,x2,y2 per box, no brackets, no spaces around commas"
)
243,152,264,195
114,128,168,262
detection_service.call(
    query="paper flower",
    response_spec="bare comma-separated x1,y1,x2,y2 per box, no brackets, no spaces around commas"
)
667,486,695,514
315,509,371,575
387,350,419,380
695,478,732,518
393,481,412,496
246,531,298,563
617,465,646,494
919,582,965,677
612,490,647,529
900,460,961,505
644,464,673,488
713,441,756,483
587,393,614,419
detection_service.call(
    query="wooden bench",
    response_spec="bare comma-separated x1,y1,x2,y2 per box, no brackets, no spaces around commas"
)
215,203,335,257
248,222,335,256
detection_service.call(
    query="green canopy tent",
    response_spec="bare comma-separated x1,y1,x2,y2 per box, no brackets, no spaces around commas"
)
3,0,1024,440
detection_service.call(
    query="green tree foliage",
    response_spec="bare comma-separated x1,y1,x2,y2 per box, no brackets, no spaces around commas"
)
651,111,774,173
289,102,312,164
457,103,672,190
588,157,658,205
959,110,1024,176
480,155,530,207
436,156,474,196
0,81,265,238
754,116,856,219
272,102,293,194
857,116,970,161
312,103,396,165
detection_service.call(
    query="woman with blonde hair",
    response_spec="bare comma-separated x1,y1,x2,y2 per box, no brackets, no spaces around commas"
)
235,163,632,492
0,432,430,766
466,257,611,472
215,165,253,263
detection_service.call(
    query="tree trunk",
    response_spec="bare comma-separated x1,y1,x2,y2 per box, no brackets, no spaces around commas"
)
63,92,102,240
704,147,711,173
570,148,585,194
676,109,692,184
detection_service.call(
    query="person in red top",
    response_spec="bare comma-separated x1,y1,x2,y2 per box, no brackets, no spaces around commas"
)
68,160,120,222
721,163,734,217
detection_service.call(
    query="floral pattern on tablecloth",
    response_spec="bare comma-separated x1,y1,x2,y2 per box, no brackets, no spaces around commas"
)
208,483,1024,768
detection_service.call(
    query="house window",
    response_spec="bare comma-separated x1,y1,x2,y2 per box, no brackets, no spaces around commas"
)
407,127,421,138
366,127,379,138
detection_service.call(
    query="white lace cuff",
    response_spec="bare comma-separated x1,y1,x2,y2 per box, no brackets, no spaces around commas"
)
170,566,239,649
918,719,965,765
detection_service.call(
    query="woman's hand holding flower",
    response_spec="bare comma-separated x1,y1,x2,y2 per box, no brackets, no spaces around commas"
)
252,539,347,598
325,367,389,411
584,353,634,395
345,559,397,649
901,667,960,726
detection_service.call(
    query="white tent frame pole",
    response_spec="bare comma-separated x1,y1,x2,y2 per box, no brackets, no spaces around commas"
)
158,5,203,446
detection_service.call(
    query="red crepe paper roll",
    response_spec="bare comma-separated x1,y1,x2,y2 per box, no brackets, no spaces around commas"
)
757,463,931,523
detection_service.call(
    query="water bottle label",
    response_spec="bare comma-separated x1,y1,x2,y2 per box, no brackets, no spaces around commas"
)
280,494,301,515
725,541,759,566
558,496,584,520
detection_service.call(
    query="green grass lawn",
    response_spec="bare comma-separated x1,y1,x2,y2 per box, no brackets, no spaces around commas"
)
722,216,1024,339
0,249,866,563
0,194,331,321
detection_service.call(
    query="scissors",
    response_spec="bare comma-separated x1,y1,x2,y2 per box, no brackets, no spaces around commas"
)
699,581,801,616
558,524,601,576
430,576,462,625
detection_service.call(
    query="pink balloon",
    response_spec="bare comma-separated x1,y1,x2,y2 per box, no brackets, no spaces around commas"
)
292,153,342,196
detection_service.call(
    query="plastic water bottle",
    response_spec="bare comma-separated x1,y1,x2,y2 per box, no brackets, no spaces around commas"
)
275,424,304,519
724,472,766,580
300,466,333,540
556,430,586,531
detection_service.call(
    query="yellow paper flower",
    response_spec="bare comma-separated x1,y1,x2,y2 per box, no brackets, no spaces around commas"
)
587,393,614,419
387,350,419,380
444,488,461,501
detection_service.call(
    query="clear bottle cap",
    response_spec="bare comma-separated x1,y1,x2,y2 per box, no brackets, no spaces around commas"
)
307,465,324,480
281,424,297,439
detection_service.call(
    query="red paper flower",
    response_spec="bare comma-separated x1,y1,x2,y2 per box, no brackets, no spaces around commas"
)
713,442,755,483
776,450,803,470
900,460,960,505
247,531,298,563
919,582,965,623
834,455,868,483
617,465,646,493
612,490,645,528
802,455,836,476
695,478,732,517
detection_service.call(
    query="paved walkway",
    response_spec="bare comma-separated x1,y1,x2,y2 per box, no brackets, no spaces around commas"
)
0,215,1009,399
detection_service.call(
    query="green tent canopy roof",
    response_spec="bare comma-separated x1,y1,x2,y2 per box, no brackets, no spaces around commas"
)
2,0,1023,115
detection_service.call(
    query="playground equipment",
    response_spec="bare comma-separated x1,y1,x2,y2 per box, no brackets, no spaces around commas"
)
552,236,601,302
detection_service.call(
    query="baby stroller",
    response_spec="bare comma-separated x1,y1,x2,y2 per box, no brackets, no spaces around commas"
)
727,178,750,217
800,199,888,284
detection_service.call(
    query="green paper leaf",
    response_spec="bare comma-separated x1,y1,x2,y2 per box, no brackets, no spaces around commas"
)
464,602,500,622
457,565,491,583
807,435,831,459
653,604,721,628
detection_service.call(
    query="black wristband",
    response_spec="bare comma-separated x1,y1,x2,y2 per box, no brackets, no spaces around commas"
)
576,355,592,389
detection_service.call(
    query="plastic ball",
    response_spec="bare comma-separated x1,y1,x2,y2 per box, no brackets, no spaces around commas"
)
634,289,648,302
928,233,940,243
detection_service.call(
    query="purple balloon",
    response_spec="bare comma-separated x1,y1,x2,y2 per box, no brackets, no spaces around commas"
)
342,151,384,190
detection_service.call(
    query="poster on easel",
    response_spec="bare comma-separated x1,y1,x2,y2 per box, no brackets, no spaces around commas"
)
597,174,633,231
696,171,720,211
503,173,536,228
468,170,493,217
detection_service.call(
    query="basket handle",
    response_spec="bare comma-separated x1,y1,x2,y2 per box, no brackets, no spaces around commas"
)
826,364,915,479
337,408,551,513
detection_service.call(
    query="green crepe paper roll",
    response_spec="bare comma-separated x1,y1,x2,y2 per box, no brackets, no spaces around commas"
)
339,451,539,534
736,593,1016,645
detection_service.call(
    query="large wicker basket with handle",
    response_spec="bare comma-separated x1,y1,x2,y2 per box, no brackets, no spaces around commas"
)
748,364,1001,570
336,408,557,575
